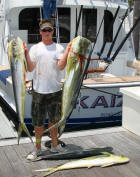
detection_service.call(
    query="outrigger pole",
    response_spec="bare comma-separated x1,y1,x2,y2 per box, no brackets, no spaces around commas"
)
92,3,109,51
105,8,129,61
105,15,140,70
75,5,83,37
84,2,109,78
97,6,120,59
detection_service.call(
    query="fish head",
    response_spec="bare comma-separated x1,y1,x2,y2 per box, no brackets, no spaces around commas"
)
72,36,92,56
8,37,27,71
101,152,130,164
8,39,17,58
117,155,130,163
66,36,92,75
111,154,130,164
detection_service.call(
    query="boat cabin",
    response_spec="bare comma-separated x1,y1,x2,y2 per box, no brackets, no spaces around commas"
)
0,0,134,78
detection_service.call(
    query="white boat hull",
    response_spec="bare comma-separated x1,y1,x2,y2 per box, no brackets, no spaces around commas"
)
1,68,140,131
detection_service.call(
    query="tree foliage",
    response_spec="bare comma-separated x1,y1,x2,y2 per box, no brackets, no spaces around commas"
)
128,0,133,5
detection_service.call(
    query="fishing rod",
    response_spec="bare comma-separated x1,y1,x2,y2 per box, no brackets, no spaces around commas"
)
84,13,104,79
104,8,129,62
105,15,140,70
84,2,109,79
97,6,120,59
75,5,83,37
92,4,109,52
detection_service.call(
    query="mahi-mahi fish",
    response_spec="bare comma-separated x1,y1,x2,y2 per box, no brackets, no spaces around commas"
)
32,147,113,161
8,37,33,144
34,152,130,176
44,36,92,135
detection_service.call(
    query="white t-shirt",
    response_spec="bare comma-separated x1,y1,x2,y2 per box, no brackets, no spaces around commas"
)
29,42,64,94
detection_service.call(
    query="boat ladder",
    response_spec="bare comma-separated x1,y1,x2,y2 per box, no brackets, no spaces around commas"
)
40,5,60,43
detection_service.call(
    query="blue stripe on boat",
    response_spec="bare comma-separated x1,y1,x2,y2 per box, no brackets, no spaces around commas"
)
24,116,122,125
24,116,122,131
0,69,11,85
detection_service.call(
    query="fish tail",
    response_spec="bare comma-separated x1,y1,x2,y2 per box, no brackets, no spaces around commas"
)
34,168,53,172
34,168,58,177
41,168,58,177
44,119,64,134
18,123,34,145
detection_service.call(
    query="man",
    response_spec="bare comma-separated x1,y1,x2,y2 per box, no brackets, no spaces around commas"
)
43,0,56,19
24,19,71,160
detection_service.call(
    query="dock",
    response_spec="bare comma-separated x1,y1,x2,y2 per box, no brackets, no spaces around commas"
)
0,127,140,177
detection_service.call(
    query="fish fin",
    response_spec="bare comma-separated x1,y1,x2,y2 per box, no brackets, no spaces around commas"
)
44,119,64,134
17,124,22,145
34,168,53,172
88,164,95,168
44,123,57,134
41,168,58,177
22,40,28,72
100,152,112,156
101,163,114,168
58,121,66,137
35,168,58,177
18,123,34,145
24,59,28,72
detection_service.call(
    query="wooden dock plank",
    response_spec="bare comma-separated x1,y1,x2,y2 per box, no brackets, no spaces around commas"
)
0,129,140,177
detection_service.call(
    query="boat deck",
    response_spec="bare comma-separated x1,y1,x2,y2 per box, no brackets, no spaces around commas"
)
0,127,140,177
84,76,140,85
83,76,140,88
0,65,140,87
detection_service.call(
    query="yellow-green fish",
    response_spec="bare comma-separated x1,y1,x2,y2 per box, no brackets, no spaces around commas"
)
8,37,33,144
44,36,92,135
34,152,130,177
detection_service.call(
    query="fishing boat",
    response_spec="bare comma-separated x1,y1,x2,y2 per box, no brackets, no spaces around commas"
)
0,0,140,132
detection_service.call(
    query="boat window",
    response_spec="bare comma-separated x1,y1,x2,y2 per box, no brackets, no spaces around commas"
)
104,10,113,42
82,8,97,42
19,8,70,44
19,8,41,44
57,8,70,43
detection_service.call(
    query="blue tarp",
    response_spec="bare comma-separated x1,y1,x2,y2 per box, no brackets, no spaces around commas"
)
0,69,11,85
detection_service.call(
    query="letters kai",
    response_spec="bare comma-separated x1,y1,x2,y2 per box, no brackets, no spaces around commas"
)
75,95,122,109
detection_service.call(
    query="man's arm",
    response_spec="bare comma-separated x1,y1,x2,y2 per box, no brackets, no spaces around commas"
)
23,42,36,72
57,42,71,70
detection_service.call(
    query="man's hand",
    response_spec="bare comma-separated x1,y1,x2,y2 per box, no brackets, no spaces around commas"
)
57,42,72,70
23,41,36,72
66,42,72,53
23,41,29,57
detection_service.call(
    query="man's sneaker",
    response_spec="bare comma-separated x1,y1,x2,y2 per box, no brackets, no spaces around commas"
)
26,149,43,160
51,14,56,18
50,144,67,153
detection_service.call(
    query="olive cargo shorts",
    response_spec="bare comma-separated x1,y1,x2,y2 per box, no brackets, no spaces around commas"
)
31,90,62,127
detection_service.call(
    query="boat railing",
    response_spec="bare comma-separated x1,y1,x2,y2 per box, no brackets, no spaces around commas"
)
28,33,58,44
28,33,41,44
104,0,128,2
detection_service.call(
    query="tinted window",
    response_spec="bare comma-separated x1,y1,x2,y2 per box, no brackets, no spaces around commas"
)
104,10,113,42
19,8,41,43
19,8,70,44
58,8,70,43
82,9,97,42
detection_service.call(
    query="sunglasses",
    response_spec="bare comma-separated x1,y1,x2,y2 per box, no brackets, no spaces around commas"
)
41,28,53,32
